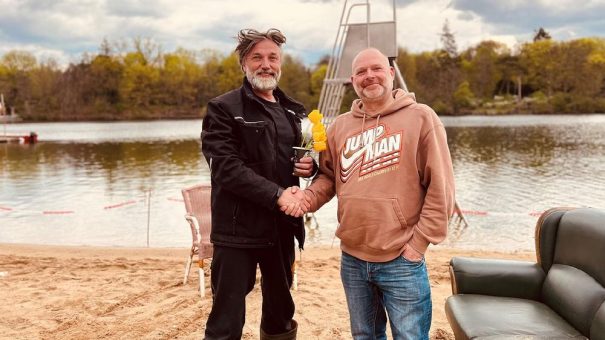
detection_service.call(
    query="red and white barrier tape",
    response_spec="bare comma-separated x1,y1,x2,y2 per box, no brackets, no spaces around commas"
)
0,199,545,218
42,210,75,215
104,200,137,210
0,198,144,215
456,210,545,217
460,210,488,216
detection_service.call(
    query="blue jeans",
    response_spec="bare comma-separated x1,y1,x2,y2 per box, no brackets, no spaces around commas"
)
340,251,431,340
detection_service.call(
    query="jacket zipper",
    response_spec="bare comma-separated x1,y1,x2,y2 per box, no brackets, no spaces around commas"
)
264,101,281,248
246,92,303,247
231,202,239,235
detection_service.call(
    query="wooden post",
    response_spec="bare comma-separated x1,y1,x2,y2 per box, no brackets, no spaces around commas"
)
1,93,5,137
198,259,205,297
449,201,469,230
517,76,522,102
0,93,5,115
146,190,151,247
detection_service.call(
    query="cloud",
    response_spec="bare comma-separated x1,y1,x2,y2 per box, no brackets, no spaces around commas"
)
451,0,605,36
105,0,171,18
0,0,604,68
0,42,72,66
394,0,439,8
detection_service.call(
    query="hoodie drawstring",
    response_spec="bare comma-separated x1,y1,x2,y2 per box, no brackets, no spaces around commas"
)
361,113,381,147
361,114,367,146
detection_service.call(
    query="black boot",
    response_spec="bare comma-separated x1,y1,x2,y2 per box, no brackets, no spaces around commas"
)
260,320,297,340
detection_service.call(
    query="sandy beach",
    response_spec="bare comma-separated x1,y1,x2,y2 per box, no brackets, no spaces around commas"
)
0,244,533,339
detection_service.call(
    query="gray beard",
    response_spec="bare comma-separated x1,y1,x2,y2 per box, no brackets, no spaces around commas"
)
362,86,385,99
355,81,387,100
246,69,281,92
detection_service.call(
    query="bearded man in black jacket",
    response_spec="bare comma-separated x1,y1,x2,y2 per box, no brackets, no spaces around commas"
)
201,28,314,340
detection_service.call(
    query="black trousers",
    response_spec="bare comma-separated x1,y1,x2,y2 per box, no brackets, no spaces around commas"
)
204,231,295,340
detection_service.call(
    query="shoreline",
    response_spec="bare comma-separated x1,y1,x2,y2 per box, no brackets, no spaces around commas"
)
3,112,605,125
0,243,534,339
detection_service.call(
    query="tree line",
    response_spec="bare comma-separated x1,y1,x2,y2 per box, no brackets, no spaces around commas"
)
1,31,605,121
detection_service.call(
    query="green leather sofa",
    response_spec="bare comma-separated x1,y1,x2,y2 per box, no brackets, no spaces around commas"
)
445,207,605,339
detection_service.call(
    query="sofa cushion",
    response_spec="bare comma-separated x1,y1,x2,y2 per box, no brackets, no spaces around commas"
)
554,208,605,287
592,302,605,340
542,264,605,336
445,294,585,339
449,257,545,299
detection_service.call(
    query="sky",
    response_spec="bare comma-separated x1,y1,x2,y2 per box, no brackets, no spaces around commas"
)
1,0,605,67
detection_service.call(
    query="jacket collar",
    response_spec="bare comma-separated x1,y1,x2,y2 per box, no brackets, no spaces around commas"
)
241,77,306,119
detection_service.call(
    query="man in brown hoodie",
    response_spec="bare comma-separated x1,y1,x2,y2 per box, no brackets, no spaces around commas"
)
303,48,455,339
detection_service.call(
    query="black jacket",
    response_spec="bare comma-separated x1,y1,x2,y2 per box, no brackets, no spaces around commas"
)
201,78,306,249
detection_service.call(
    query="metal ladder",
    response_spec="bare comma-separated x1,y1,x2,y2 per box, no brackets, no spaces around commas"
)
318,0,407,126
308,0,467,232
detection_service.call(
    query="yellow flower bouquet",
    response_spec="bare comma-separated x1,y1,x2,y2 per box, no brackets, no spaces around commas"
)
293,109,327,161
307,109,327,152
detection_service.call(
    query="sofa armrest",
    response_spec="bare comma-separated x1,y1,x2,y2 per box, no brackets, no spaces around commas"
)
449,257,545,300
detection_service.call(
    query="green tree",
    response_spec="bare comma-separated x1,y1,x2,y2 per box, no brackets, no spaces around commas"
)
441,19,458,58
161,48,203,109
28,59,62,118
414,48,461,113
310,63,327,97
533,27,552,42
279,54,312,110
413,51,442,106
120,50,161,113
462,40,507,99
1,50,36,73
197,49,224,111
0,50,37,114
58,62,94,119
215,53,242,95
496,54,524,97
453,81,475,111
519,40,556,96
555,38,605,96
587,38,605,97
396,48,418,92
308,63,327,110
90,54,123,110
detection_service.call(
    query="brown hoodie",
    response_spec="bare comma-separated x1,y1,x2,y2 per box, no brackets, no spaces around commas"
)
306,89,455,262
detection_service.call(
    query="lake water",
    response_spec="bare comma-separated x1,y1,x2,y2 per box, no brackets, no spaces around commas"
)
2,115,605,251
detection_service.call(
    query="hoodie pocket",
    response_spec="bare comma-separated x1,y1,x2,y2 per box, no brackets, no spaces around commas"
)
336,195,408,251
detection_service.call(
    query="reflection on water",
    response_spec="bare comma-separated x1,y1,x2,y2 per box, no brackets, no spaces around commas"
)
442,115,605,250
2,116,605,251
1,137,210,248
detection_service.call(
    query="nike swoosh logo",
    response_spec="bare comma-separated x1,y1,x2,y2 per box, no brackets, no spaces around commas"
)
340,144,370,171
340,156,363,183
340,126,385,175
341,156,363,177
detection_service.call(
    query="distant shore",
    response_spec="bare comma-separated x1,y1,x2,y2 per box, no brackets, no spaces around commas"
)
5,110,605,124
0,243,534,339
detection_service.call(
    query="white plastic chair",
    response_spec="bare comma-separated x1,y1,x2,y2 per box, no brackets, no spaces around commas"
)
181,183,300,293
181,183,213,297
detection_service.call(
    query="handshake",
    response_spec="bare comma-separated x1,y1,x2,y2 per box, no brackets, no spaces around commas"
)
276,155,314,217
277,186,312,218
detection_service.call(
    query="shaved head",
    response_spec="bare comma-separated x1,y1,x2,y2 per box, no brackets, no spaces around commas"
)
351,48,390,72
350,48,395,107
